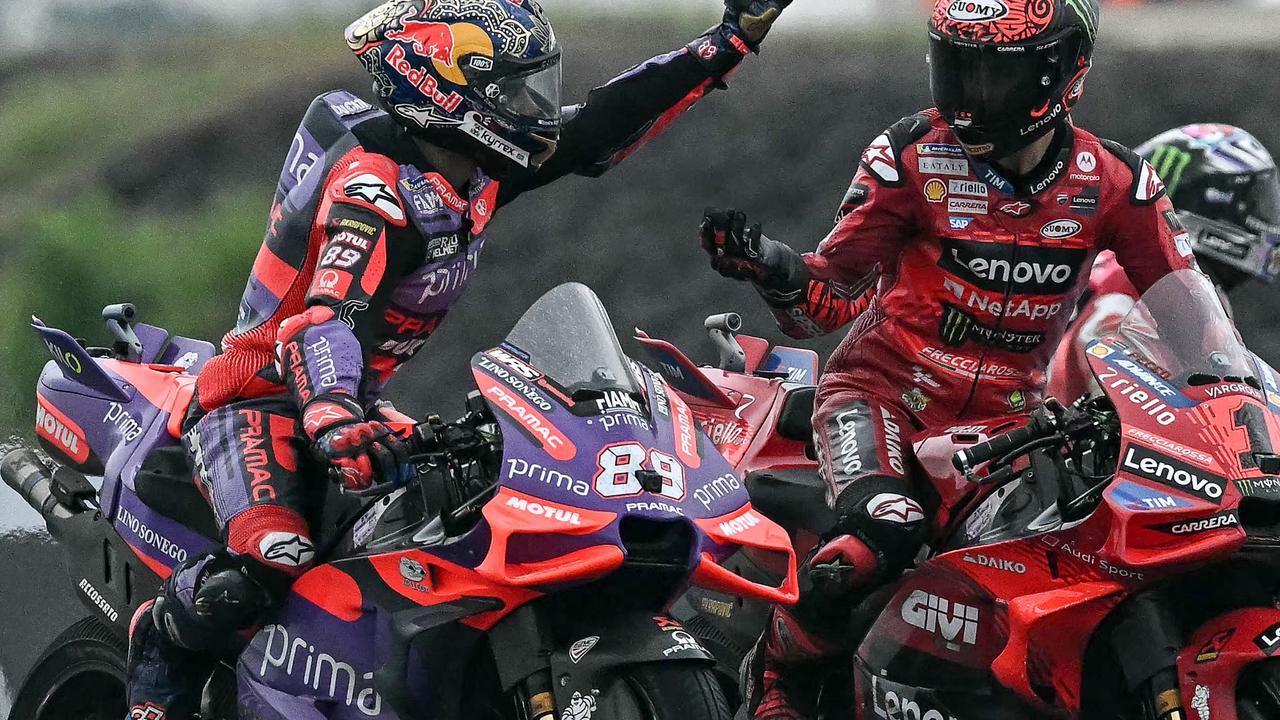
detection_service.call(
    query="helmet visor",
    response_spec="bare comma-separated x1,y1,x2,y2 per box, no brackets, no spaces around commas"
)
928,33,1063,131
495,59,561,123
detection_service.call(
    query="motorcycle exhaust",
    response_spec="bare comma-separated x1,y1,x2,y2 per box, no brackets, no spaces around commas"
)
1,445,64,520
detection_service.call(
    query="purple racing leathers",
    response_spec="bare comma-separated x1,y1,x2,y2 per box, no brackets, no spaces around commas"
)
193,27,750,571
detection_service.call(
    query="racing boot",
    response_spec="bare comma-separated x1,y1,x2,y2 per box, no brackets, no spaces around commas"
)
740,535,879,720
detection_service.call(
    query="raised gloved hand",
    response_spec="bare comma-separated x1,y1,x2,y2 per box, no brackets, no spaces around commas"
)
302,394,408,491
699,208,807,294
724,0,793,47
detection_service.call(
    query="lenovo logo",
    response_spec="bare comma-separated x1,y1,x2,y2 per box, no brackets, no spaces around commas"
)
938,239,1085,295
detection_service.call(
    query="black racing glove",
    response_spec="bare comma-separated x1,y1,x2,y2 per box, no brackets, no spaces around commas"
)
724,0,793,48
700,208,808,298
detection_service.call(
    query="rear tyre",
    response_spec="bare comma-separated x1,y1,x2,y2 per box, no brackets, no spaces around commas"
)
7,617,127,720
1237,659,1280,720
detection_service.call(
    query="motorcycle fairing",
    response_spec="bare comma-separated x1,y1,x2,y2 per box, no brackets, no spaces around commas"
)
31,319,214,579
1176,608,1280,720
470,347,797,602
632,330,736,407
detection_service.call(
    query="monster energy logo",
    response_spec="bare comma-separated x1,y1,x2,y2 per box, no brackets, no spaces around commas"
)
1064,0,1099,41
1150,145,1193,196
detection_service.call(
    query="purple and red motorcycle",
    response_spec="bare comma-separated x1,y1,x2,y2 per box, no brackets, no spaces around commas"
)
2,283,797,720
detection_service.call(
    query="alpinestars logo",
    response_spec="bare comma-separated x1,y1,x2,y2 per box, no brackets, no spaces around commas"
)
866,493,924,524
861,133,899,183
344,174,405,222
129,702,168,720
900,590,979,648
259,532,316,567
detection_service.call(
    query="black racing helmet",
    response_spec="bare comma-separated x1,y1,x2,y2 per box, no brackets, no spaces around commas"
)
1137,125,1280,289
928,0,1100,159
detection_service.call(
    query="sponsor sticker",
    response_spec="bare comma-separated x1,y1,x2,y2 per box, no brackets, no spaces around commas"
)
948,179,989,197
918,143,966,156
1076,150,1097,173
949,216,974,230
1120,443,1227,504
1041,219,1083,239
866,493,924,524
947,197,988,215
920,157,970,176
924,178,948,203
945,0,1009,23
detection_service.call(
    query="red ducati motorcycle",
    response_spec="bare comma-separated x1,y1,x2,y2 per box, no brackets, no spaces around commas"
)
664,269,1280,719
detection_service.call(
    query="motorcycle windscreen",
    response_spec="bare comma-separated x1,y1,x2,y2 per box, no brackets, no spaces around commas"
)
1114,269,1262,387
503,282,645,400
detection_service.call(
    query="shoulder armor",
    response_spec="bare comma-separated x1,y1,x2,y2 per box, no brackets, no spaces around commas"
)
1101,138,1167,206
328,151,407,226
859,112,934,188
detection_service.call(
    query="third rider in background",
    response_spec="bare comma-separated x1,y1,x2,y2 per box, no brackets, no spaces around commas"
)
1048,124,1280,403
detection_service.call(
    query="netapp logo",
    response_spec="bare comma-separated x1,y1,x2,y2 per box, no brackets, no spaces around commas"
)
938,239,1086,295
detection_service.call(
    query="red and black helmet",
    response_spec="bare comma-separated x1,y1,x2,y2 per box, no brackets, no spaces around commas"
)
928,0,1099,159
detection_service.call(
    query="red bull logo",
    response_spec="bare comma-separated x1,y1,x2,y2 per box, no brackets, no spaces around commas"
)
382,18,494,86
386,19,458,68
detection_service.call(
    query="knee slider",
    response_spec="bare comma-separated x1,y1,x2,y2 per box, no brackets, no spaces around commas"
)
833,475,928,573
155,552,276,654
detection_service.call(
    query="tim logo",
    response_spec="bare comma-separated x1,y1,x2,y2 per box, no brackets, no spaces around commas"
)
900,590,979,648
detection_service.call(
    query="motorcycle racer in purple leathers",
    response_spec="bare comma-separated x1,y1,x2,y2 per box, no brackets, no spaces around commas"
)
124,0,795,717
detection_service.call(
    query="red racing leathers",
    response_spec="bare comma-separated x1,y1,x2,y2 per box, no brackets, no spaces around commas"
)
765,109,1197,566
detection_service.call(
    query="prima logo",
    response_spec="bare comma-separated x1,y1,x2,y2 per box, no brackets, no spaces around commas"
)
258,624,382,716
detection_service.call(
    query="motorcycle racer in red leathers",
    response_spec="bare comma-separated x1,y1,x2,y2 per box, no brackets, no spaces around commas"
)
1047,124,1280,404
697,0,1210,717
124,0,798,717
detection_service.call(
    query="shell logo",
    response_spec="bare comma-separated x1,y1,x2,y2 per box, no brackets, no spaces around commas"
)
924,178,947,203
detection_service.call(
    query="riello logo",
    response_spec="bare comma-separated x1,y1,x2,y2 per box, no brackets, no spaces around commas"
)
901,590,979,647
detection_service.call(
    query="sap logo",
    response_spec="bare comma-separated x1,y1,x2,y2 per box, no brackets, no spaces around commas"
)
505,496,582,526
718,510,761,537
900,590,979,647
962,553,1026,574
949,216,974,231
506,458,590,496
1121,444,1226,503
259,624,382,716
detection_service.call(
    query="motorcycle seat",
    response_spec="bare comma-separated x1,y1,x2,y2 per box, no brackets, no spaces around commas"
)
746,468,834,535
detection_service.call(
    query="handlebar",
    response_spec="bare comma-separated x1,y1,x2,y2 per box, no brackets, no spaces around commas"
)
952,408,1059,476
